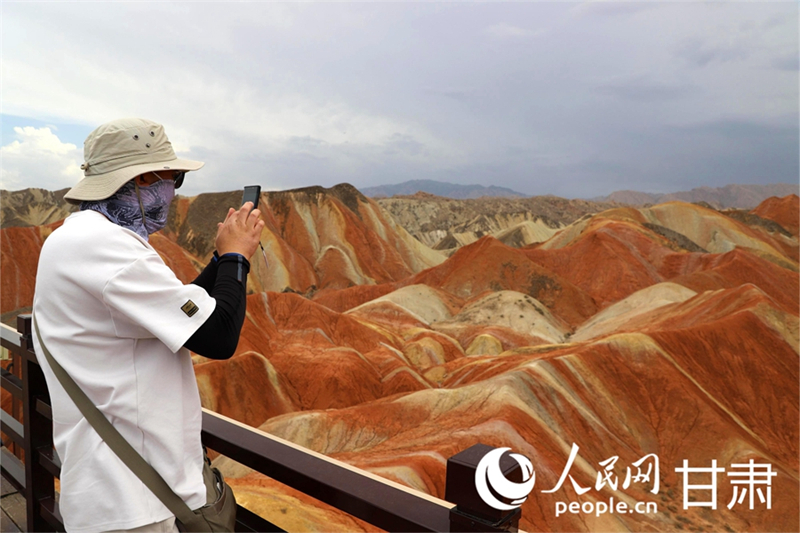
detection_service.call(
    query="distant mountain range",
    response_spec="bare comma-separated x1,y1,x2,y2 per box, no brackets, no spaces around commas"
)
361,180,798,209
592,183,798,209
361,180,526,199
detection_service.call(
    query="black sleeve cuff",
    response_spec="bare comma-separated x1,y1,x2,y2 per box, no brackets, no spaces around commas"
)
216,253,250,284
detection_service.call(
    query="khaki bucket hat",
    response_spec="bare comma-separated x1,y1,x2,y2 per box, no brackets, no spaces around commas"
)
64,118,204,204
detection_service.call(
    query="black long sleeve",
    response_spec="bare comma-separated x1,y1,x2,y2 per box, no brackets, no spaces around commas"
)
191,256,219,293
185,254,250,359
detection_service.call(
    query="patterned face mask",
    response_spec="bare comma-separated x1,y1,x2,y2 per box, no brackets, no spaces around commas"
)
80,178,175,241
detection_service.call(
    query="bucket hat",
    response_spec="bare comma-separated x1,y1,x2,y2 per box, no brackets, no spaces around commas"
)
64,118,204,204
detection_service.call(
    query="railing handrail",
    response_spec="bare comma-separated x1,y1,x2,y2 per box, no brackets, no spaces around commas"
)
203,408,454,508
201,409,454,532
1,314,522,532
1,321,21,346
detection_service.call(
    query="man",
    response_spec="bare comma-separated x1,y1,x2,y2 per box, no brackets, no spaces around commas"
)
32,118,264,532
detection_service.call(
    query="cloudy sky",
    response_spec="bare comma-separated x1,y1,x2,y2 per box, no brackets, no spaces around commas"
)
2,2,797,198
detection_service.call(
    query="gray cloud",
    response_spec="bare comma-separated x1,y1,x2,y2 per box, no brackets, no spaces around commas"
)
569,2,664,19
482,22,541,39
2,2,797,198
424,87,478,103
595,76,698,102
676,38,750,68
773,54,800,72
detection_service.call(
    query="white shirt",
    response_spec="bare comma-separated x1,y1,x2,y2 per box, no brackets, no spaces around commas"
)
32,210,216,533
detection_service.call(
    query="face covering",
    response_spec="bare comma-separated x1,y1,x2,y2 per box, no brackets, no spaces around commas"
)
80,178,175,241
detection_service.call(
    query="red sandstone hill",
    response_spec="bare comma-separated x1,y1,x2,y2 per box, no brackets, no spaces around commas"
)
523,216,677,307
522,205,798,313
751,194,799,236
308,234,602,329
196,256,797,530
2,189,798,531
164,184,444,294
0,222,208,321
0,223,58,321
0,182,444,316
0,183,444,321
252,283,798,531
408,236,599,329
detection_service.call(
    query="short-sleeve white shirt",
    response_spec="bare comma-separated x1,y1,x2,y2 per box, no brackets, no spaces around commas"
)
32,210,216,533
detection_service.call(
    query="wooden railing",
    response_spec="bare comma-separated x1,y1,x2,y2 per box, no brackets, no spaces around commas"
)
1,314,522,532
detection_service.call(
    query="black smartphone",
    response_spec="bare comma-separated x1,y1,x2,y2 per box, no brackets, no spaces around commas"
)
242,185,261,209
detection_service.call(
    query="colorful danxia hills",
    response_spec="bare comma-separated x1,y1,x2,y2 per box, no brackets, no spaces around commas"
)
1,185,798,532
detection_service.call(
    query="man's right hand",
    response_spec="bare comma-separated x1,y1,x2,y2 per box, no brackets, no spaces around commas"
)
215,202,265,258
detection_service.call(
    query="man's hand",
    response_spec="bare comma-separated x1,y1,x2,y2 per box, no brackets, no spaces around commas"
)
215,202,265,258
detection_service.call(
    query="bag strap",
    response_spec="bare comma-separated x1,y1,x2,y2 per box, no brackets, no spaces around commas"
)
33,315,198,526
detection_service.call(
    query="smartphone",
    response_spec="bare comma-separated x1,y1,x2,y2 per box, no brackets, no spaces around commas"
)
242,185,261,209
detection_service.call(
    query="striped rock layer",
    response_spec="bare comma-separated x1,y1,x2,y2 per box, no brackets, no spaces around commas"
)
1,190,797,532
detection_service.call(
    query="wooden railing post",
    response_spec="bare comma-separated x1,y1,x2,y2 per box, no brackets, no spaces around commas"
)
445,444,522,532
9,338,23,460
18,314,56,532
